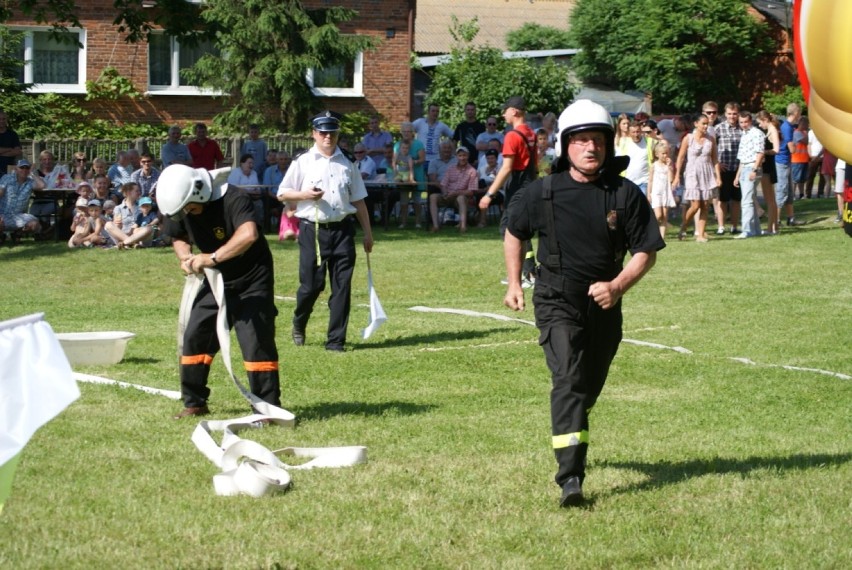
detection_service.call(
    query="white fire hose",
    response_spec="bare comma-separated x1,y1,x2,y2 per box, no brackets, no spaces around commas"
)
179,268,367,497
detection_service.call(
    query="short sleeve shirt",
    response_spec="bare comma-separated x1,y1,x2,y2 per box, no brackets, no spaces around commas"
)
188,139,225,171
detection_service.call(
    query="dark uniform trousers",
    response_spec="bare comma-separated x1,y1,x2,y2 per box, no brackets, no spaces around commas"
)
534,277,622,487
181,275,281,408
294,217,356,348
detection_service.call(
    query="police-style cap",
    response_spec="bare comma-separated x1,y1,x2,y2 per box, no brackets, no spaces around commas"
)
311,111,342,132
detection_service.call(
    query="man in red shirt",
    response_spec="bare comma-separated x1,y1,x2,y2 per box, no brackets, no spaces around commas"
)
479,96,537,284
187,123,225,171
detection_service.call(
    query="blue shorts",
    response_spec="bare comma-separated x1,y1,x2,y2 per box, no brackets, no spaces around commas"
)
792,163,808,183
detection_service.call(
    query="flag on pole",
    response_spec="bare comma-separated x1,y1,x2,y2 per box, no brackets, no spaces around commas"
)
361,253,387,339
0,313,79,514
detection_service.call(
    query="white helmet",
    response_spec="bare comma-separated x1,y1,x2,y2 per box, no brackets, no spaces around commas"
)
157,165,231,218
555,99,614,158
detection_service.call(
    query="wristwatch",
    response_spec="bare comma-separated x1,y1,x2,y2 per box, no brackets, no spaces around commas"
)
210,251,218,265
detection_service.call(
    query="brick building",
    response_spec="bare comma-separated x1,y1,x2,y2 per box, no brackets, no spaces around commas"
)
5,0,416,129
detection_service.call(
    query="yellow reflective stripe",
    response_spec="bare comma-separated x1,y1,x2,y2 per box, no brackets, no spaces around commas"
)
552,430,589,449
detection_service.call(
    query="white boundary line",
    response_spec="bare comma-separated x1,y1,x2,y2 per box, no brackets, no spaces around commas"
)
74,372,182,400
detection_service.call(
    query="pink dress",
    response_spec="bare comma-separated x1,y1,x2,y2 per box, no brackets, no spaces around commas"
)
682,134,717,201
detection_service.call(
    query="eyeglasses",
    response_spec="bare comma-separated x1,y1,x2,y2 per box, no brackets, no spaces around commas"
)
703,110,718,115
569,135,606,148
75,158,87,162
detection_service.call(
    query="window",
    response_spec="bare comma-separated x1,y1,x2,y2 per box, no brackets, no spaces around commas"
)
147,34,219,94
10,28,87,94
307,52,363,97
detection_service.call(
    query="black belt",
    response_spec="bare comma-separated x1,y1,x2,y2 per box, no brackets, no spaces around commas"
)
302,216,351,229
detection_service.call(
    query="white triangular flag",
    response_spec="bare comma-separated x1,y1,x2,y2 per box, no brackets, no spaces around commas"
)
362,254,387,339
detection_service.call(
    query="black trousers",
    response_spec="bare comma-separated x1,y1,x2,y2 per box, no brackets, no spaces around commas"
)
534,278,622,487
181,276,280,408
294,217,356,349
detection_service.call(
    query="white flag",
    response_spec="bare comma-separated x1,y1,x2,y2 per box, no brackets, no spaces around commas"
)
361,255,387,339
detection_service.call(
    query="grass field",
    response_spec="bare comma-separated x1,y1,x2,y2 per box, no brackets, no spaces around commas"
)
1,198,850,569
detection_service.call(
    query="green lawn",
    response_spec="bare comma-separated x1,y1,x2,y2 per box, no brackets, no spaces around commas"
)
1,198,850,569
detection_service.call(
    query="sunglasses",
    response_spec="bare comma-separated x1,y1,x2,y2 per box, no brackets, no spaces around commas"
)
75,158,87,162
19,165,31,169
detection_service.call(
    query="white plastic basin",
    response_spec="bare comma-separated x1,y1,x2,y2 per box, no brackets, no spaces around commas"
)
55,331,136,366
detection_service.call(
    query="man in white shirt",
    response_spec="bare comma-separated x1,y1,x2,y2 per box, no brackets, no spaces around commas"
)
412,104,453,168
353,143,377,180
623,122,650,195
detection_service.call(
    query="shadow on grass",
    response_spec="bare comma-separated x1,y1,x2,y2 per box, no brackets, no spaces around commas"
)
123,356,161,364
357,327,511,349
598,452,852,496
296,400,436,421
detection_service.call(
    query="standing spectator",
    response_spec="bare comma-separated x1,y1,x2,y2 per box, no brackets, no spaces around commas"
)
475,117,504,156
776,103,803,227
502,99,664,507
622,121,651,195
0,110,22,174
657,115,690,154
834,159,846,223
157,164,282,419
277,111,374,352
361,115,393,160
188,123,225,171
263,150,292,235
228,154,262,228
675,114,721,242
429,146,477,233
541,111,558,149
536,128,556,177
702,100,720,140
479,96,538,286
756,110,781,234
413,103,453,168
733,111,766,239
240,124,268,177
353,143,377,180
790,116,810,200
130,153,161,198
392,140,415,183
806,121,825,198
821,147,837,203
0,159,44,243
107,150,134,190
648,140,676,239
713,102,743,234
453,101,485,165
394,122,426,229
614,113,631,155
161,125,193,167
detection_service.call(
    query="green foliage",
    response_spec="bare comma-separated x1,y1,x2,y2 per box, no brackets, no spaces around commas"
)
761,85,805,116
85,67,142,101
184,0,380,133
506,22,573,51
424,18,575,126
568,0,774,111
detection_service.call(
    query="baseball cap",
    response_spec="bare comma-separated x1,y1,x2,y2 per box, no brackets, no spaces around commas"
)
502,96,526,111
87,199,102,208
17,159,31,168
311,111,342,132
102,200,116,209
485,149,498,157
455,146,470,155
138,197,153,207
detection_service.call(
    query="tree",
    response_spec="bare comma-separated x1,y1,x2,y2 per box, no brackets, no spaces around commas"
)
506,23,573,51
567,0,774,111
422,17,576,126
181,1,378,132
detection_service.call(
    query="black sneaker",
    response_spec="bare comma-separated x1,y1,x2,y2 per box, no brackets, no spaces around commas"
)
559,476,584,507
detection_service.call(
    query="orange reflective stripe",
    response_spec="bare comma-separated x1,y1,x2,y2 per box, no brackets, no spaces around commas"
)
244,361,278,372
181,354,214,366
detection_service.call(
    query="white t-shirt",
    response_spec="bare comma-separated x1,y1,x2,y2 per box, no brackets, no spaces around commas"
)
623,137,650,186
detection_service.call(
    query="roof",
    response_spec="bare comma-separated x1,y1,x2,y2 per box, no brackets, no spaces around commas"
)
417,48,578,68
415,0,576,54
750,1,793,29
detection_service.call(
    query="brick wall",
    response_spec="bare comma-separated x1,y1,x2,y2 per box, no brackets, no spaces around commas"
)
7,0,414,129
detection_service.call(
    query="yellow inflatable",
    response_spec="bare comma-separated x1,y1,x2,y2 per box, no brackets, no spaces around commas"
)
795,0,852,163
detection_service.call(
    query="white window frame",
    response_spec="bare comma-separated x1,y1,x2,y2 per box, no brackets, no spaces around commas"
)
146,33,221,96
11,27,87,95
306,52,363,97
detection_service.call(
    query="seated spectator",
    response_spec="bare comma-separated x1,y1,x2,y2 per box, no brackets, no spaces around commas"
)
188,123,225,170
487,138,504,168
92,173,121,204
75,199,110,247
0,159,45,244
228,153,263,227
130,152,160,197
67,196,90,247
30,150,70,233
427,140,456,185
376,143,395,180
126,149,141,172
104,182,141,246
161,125,193,167
263,150,291,188
429,146,477,233
118,196,159,248
353,143,377,180
102,199,116,222
475,117,504,155
75,179,94,201
69,152,89,182
87,157,108,182
362,115,393,160
107,150,134,190
241,124,268,176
